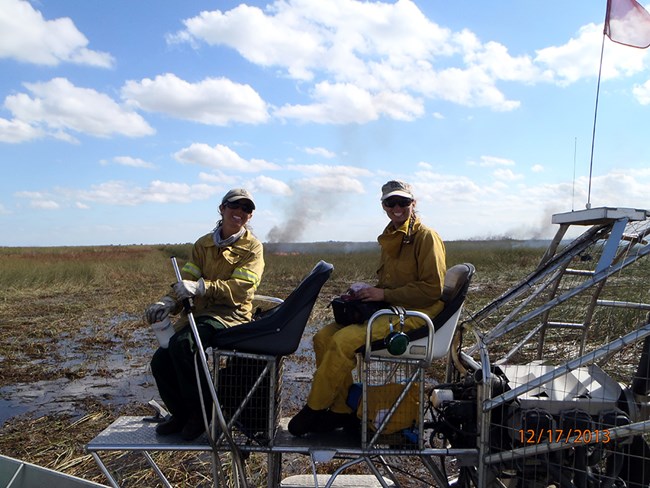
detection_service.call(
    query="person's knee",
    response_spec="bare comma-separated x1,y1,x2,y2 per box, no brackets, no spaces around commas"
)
151,347,169,378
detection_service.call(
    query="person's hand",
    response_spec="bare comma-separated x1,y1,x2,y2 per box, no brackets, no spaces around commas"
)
354,286,385,302
145,296,176,324
172,278,206,300
347,282,371,295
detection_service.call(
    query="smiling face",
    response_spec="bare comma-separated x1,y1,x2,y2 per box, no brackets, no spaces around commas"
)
219,199,254,238
382,196,414,228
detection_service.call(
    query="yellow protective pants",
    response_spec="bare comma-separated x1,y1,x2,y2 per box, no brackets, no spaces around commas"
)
306,315,424,414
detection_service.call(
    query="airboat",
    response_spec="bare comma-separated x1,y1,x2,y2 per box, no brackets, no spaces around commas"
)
86,205,650,487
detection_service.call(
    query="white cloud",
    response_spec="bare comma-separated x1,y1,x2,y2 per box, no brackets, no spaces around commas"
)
287,163,372,177
198,171,238,185
76,180,221,205
14,180,223,209
535,22,649,86
297,175,365,193
248,175,293,196
3,78,154,140
478,155,515,167
531,164,544,173
0,0,113,67
113,156,155,169
121,73,269,125
30,200,60,210
0,117,43,143
171,0,531,119
173,143,280,172
493,168,523,181
632,79,650,104
304,146,336,159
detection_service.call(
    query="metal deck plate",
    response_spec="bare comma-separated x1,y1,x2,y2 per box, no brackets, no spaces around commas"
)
86,416,364,454
86,416,213,452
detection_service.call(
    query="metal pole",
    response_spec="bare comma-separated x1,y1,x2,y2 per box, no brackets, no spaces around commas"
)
171,257,248,487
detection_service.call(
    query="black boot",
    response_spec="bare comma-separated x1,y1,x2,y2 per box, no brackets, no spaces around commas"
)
181,414,207,441
155,415,185,436
288,405,325,437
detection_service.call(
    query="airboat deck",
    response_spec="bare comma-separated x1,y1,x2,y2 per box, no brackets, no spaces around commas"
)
87,206,650,487
87,416,474,487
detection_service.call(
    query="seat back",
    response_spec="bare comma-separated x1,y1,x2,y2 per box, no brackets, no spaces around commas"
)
366,262,475,359
425,262,475,358
211,260,333,356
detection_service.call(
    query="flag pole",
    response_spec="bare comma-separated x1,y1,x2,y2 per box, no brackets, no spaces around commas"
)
587,30,607,210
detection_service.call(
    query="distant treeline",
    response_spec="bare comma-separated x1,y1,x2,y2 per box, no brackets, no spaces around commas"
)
263,239,551,255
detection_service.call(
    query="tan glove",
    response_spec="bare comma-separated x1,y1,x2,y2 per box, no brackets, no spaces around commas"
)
172,278,206,300
145,296,176,324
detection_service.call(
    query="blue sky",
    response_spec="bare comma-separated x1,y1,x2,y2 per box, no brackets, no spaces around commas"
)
1,0,649,246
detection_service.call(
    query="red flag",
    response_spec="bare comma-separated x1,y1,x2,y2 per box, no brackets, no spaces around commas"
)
605,0,650,48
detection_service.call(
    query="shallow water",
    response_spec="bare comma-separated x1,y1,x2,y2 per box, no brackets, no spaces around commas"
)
0,318,320,426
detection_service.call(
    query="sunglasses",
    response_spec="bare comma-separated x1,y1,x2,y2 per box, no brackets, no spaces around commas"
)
225,201,255,214
382,197,413,208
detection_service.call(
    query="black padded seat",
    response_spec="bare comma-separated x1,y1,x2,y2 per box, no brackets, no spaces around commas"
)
364,262,475,353
210,260,333,356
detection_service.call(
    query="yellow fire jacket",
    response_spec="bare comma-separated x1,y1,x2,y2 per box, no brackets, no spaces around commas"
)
377,216,446,318
171,229,264,331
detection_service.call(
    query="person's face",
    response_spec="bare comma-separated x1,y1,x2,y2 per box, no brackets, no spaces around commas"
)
220,199,254,236
382,196,414,228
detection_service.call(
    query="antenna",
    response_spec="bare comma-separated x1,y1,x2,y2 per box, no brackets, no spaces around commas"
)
587,16,608,210
572,137,577,212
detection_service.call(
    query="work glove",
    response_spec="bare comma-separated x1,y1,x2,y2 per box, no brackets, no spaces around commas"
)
172,278,206,300
145,296,177,324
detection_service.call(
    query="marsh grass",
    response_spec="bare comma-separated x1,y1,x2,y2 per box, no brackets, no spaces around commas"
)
0,241,551,485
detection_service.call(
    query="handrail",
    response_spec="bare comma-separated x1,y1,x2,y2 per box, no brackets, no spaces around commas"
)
363,309,435,363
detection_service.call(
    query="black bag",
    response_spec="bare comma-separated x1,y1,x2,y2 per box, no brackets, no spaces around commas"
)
331,294,390,326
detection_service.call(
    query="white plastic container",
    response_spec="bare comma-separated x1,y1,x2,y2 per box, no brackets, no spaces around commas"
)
151,317,174,348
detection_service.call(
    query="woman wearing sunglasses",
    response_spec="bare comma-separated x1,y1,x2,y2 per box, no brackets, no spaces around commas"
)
289,180,446,436
145,188,264,441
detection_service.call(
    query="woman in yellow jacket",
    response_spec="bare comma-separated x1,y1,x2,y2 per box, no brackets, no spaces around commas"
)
289,180,446,436
145,188,264,441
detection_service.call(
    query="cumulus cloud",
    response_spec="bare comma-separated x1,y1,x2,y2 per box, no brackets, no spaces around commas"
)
0,0,113,67
0,117,43,143
121,73,269,125
632,79,650,104
493,168,524,181
248,175,293,196
304,146,336,159
112,156,156,169
15,180,223,209
477,155,516,167
198,171,238,185
170,0,526,121
287,163,372,177
535,22,649,85
166,0,650,123
173,143,280,172
3,78,154,141
297,174,365,193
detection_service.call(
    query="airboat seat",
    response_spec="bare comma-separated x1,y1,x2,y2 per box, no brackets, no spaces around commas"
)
203,260,333,444
352,263,474,450
363,262,475,361
209,260,333,355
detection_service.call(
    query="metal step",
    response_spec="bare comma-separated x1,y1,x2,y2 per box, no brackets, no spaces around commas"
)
280,474,395,487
